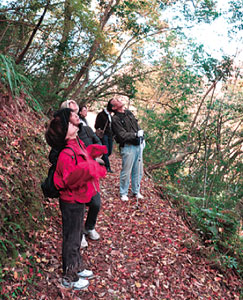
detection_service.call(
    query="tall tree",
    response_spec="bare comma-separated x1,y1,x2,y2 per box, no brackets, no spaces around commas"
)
0,0,241,108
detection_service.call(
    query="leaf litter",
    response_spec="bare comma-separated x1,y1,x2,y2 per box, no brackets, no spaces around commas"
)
0,101,241,299
12,154,241,299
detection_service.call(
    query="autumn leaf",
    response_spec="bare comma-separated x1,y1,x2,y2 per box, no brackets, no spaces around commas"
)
0,104,241,299
13,271,18,279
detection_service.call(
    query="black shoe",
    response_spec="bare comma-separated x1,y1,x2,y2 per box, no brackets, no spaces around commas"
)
107,167,113,173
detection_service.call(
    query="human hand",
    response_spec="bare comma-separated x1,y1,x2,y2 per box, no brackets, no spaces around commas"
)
137,130,144,137
89,160,107,178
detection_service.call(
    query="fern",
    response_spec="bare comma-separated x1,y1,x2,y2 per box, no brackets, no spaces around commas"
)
0,54,32,96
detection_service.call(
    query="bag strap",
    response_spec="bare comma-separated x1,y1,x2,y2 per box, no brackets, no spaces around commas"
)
64,147,77,165
103,119,109,131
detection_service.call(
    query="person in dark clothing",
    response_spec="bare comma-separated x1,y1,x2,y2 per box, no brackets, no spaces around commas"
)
95,104,113,173
61,101,101,146
60,100,103,248
45,108,107,290
108,98,145,202
79,105,89,125
79,105,102,145
78,123,101,146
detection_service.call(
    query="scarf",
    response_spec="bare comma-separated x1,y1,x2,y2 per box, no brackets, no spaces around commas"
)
104,108,112,123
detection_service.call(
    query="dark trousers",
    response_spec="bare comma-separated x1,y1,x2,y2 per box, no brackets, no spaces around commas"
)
102,134,113,169
85,192,101,230
59,200,85,282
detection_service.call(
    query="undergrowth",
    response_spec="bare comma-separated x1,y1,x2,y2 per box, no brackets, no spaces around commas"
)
0,96,56,299
162,183,243,279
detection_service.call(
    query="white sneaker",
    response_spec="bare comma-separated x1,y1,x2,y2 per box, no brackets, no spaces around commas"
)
121,194,129,201
81,234,88,248
87,229,100,240
62,277,89,290
133,193,144,199
77,269,94,279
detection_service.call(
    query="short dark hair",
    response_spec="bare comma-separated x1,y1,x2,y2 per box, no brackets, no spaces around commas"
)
107,99,114,112
79,105,87,113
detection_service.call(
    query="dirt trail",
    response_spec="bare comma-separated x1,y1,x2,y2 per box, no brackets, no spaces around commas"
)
32,153,242,299
1,99,241,299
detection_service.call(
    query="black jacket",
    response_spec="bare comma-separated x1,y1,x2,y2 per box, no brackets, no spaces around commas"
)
78,123,101,146
95,110,112,136
111,110,141,147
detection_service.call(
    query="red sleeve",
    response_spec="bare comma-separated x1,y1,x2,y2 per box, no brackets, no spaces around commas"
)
67,160,106,189
86,144,108,159
54,151,106,190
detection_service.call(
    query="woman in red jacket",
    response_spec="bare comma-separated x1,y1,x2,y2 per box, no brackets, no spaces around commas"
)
45,108,107,290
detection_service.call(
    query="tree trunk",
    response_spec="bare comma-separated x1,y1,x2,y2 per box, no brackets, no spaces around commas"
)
51,0,73,88
63,0,120,98
15,1,50,65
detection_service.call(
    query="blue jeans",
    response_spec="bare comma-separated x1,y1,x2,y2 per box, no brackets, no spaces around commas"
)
120,144,143,196
102,134,113,169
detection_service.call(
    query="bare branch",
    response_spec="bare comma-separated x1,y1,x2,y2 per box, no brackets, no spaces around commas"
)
15,1,50,65
147,150,196,172
185,79,221,147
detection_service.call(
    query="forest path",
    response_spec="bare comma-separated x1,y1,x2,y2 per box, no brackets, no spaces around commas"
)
32,152,241,299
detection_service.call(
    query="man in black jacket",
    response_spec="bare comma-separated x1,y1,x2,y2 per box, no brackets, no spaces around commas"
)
95,104,113,172
108,98,144,201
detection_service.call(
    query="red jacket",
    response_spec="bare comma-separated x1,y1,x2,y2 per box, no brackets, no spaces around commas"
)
54,138,107,203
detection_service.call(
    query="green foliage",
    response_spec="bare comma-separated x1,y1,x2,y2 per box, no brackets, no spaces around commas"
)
192,49,233,81
31,76,64,109
1,0,231,107
139,61,242,276
183,0,220,23
141,106,189,166
114,1,160,37
220,255,238,269
0,253,44,299
0,54,32,96
228,0,243,31
117,74,138,99
165,185,242,276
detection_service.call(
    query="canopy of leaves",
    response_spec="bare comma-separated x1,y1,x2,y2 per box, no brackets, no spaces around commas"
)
1,0,241,109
